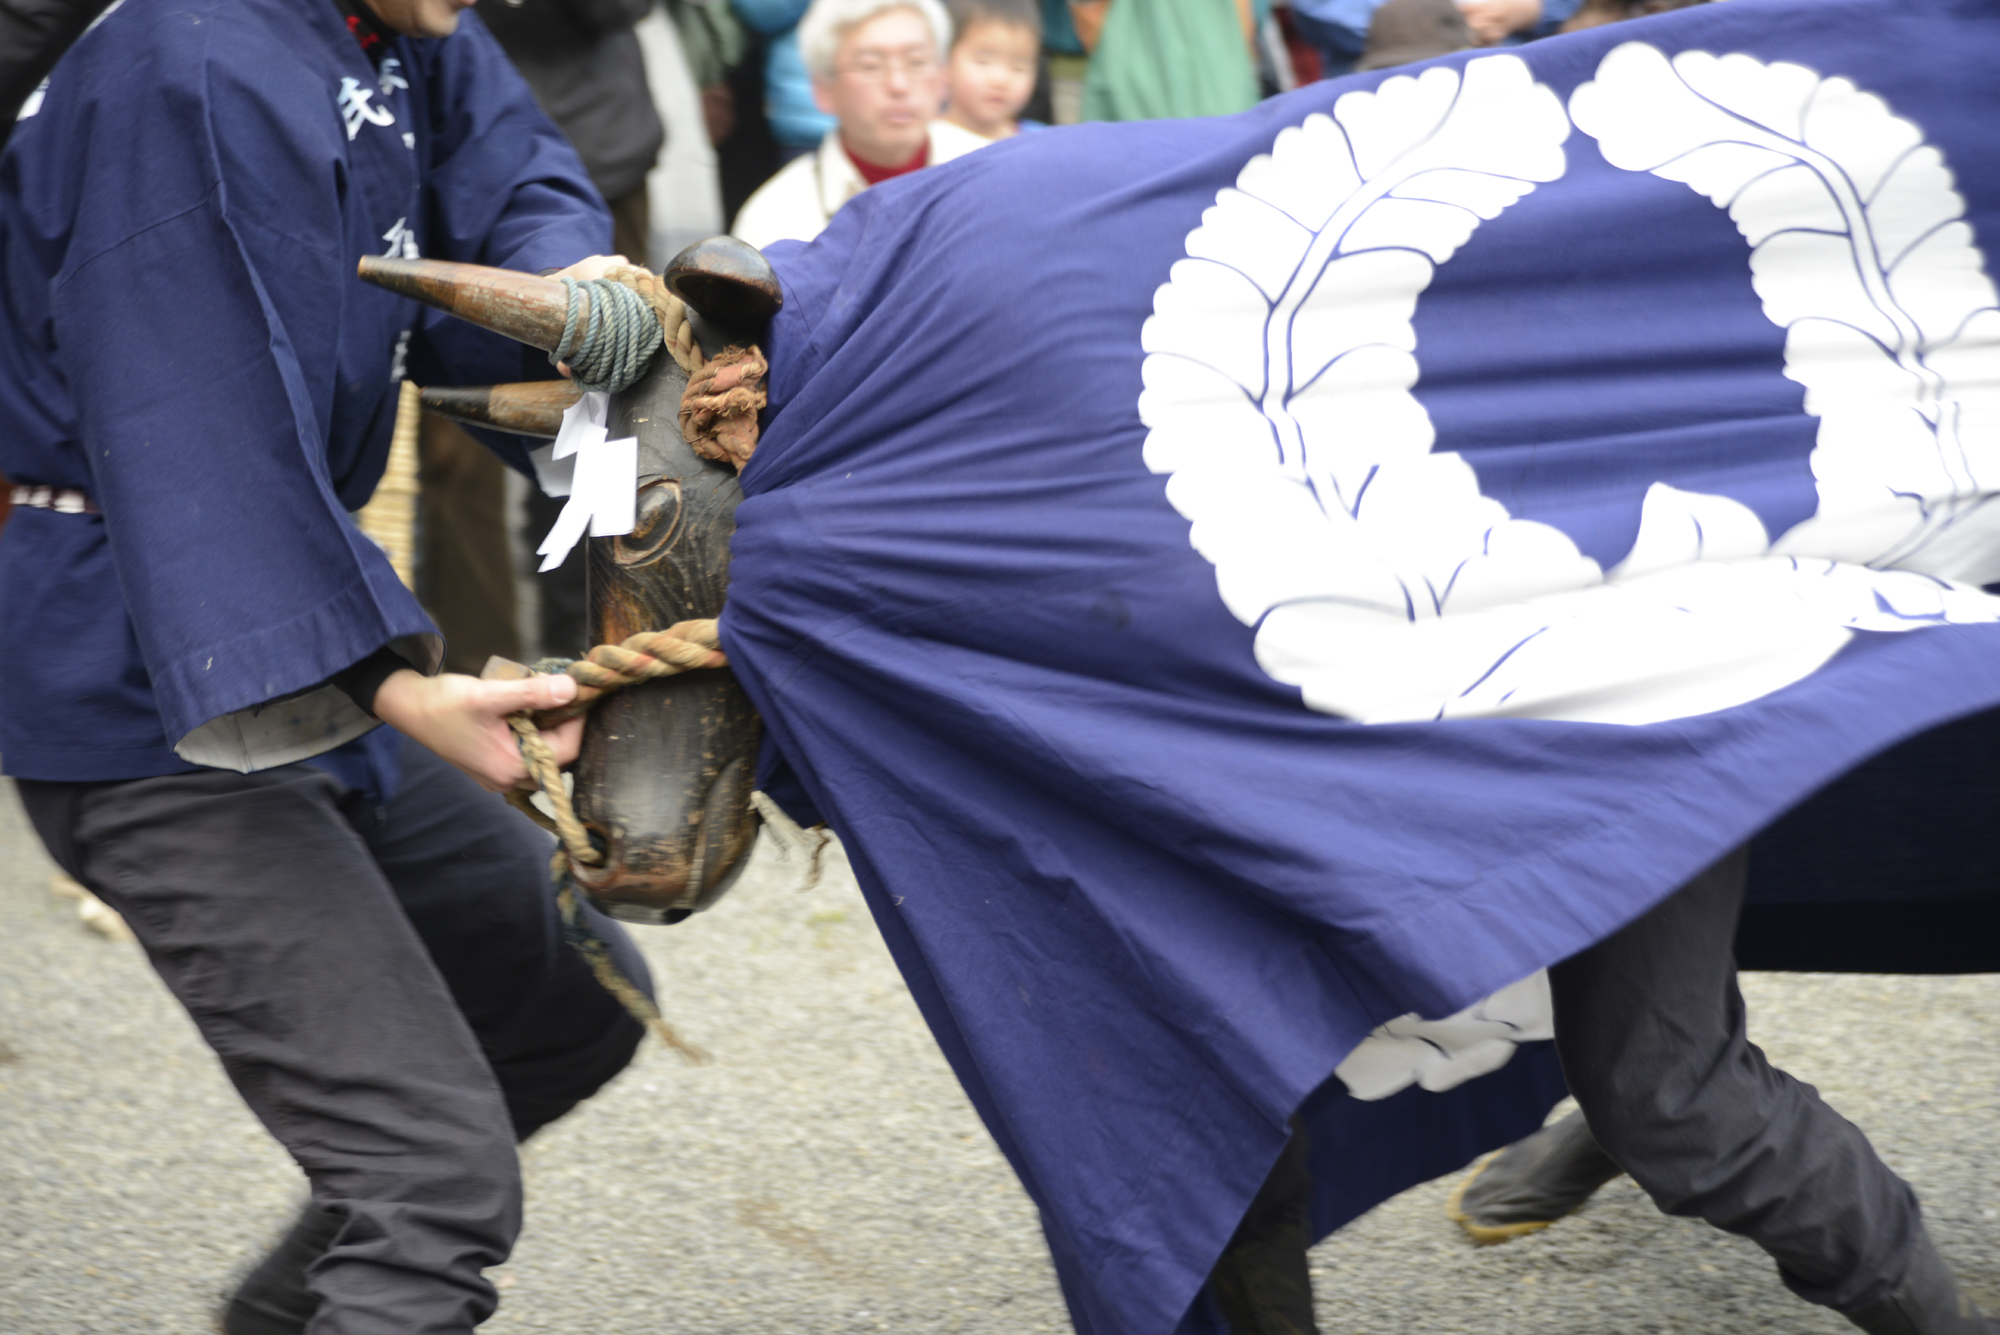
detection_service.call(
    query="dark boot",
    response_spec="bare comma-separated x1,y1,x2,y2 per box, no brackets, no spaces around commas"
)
1447,1110,1624,1245
1210,1121,1320,1335
218,1200,340,1335
1841,1225,1998,1335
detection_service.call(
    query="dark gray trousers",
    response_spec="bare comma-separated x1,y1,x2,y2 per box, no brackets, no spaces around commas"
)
1549,846,1920,1312
16,737,649,1335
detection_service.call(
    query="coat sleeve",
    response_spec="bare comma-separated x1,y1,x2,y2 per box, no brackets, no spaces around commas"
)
48,31,441,772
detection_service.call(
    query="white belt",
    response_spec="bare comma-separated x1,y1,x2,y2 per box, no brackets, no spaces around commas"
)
8,485,98,514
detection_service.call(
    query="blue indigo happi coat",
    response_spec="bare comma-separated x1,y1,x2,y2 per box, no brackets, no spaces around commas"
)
0,0,605,794
725,2,2000,1331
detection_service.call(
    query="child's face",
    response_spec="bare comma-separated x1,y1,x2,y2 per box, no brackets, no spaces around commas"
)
947,19,1037,135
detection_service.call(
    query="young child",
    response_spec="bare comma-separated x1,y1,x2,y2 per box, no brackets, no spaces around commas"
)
942,0,1043,140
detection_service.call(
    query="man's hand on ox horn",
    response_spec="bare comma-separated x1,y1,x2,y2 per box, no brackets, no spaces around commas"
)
374,670,586,793
552,254,628,282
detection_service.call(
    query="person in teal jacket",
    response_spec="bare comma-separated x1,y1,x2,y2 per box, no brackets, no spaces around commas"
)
733,0,838,155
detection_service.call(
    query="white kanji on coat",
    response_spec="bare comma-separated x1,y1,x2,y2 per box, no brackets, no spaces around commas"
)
381,216,419,260
338,76,396,141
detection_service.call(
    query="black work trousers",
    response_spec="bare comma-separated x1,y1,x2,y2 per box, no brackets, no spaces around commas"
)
1548,846,1920,1312
16,736,649,1335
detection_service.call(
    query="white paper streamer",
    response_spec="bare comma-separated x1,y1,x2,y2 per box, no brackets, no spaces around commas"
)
535,391,638,571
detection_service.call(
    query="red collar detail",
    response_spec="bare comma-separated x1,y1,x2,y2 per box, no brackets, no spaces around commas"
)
843,137,929,187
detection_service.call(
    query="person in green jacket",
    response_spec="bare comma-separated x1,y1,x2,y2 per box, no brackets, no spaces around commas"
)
1079,0,1262,120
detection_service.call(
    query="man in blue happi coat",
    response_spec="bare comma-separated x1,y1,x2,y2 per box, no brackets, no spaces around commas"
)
0,0,652,1330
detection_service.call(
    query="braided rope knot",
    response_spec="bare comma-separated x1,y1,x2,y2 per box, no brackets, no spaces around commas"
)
599,264,703,375
541,263,768,468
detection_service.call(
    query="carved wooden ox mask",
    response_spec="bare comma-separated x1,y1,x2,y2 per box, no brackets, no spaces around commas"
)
358,239,780,924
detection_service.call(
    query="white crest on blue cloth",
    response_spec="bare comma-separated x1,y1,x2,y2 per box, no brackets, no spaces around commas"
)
1141,49,2000,1098
1141,50,2000,739
1575,43,2000,586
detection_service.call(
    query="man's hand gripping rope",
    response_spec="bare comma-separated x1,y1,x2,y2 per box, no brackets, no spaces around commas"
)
494,619,729,868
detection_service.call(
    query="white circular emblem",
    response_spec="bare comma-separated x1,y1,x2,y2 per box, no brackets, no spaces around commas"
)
1141,47,2000,729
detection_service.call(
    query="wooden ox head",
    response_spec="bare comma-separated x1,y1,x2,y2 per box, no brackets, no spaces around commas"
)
358,239,780,924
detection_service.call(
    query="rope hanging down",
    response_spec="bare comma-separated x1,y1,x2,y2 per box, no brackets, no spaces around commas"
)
497,619,728,1063
549,850,710,1064
502,628,829,1061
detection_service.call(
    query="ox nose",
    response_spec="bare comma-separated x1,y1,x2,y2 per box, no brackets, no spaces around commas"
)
567,751,761,925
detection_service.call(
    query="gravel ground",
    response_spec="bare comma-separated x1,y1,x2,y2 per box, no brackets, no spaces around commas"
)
2,777,1995,1334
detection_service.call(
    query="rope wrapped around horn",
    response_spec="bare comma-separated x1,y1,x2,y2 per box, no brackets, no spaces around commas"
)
355,253,771,469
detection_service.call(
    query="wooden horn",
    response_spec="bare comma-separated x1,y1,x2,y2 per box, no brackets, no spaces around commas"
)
358,256,578,354
663,236,783,332
420,381,583,439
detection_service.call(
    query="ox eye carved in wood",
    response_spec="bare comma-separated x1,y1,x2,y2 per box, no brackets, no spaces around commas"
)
613,480,684,566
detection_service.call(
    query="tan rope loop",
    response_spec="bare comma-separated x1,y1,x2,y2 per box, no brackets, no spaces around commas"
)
534,620,725,726
597,263,767,471
601,263,704,376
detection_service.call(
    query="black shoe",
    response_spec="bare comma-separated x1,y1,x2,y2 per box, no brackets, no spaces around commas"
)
219,1201,340,1335
1842,1225,1998,1335
1447,1110,1624,1245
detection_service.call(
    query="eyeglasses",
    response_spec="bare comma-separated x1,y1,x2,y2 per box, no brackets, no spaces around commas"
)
837,51,940,82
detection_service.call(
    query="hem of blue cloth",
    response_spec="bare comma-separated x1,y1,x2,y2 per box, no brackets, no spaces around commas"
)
1335,627,2000,1027
1,741,205,783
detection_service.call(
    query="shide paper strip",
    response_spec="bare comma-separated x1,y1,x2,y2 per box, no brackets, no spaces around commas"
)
536,390,637,571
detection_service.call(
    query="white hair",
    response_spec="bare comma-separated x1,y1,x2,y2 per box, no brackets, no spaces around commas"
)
798,0,952,81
